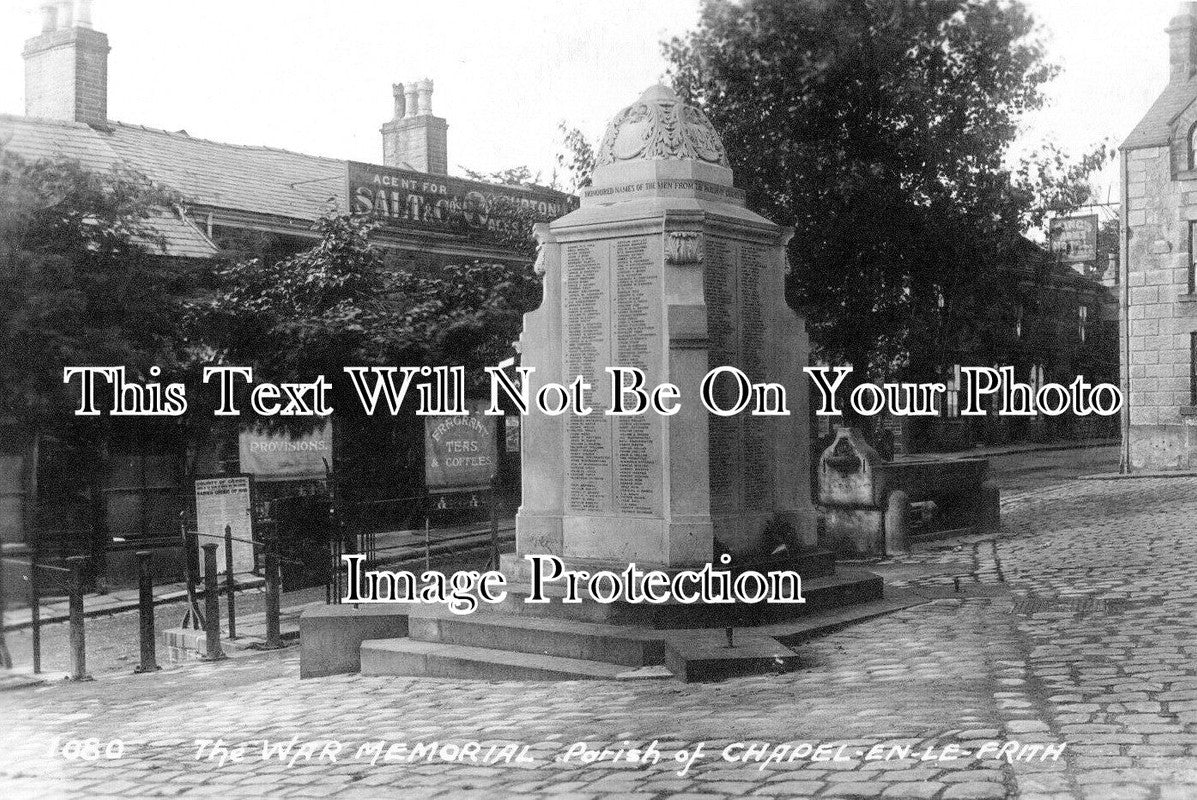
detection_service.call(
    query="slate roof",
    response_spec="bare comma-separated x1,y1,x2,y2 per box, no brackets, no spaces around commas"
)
0,113,358,258
1122,76,1197,150
0,114,219,258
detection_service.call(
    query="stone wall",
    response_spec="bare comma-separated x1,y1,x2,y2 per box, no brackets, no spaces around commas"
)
1124,145,1197,469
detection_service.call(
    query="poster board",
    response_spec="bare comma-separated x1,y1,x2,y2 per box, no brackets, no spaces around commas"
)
424,404,498,492
1048,214,1099,263
194,475,256,575
238,422,332,482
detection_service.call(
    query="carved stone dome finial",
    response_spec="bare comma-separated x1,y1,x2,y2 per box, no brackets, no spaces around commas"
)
595,84,730,168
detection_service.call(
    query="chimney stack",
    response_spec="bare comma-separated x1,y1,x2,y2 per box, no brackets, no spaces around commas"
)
381,78,449,175
1169,2,1197,83
23,0,109,125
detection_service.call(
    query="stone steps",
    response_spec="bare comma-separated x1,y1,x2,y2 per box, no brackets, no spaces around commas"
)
359,638,659,681
355,568,891,682
489,565,884,628
407,607,663,666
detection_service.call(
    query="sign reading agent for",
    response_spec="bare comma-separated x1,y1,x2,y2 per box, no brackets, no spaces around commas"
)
347,161,575,241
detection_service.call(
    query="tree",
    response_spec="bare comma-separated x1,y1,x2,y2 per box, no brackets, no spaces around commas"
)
663,0,1109,396
0,145,198,573
0,148,193,428
192,212,542,508
556,123,597,191
461,165,544,188
194,215,540,389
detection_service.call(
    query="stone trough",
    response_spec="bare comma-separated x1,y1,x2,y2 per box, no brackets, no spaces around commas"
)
818,427,1000,557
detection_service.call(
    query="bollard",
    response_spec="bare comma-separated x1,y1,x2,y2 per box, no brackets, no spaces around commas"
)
133,551,160,673
261,529,284,650
224,525,236,640
200,544,226,661
66,556,93,681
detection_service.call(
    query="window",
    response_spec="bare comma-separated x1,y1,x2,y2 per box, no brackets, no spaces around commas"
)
1030,364,1046,394
1190,222,1197,294
1191,333,1197,405
1189,122,1197,171
1078,305,1088,342
944,364,961,418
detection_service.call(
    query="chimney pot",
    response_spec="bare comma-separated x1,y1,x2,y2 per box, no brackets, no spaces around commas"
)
403,83,418,118
56,0,73,29
417,78,434,115
76,0,94,29
392,83,406,120
1168,2,1197,82
40,3,57,32
381,78,448,175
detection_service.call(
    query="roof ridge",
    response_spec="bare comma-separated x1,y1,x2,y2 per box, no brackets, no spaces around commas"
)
107,120,346,163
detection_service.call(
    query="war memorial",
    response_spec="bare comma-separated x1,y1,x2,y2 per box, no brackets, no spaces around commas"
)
15,4,1197,800
300,85,897,683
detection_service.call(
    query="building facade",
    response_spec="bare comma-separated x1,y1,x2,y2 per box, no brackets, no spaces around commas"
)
1121,2,1197,470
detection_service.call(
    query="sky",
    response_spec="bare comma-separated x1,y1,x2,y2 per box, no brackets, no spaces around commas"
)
0,0,1180,205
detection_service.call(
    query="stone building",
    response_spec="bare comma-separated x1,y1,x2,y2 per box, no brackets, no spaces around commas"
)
0,1,573,584
1120,2,1197,470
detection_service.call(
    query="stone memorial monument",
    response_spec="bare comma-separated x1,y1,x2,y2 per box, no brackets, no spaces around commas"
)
513,84,818,570
302,86,890,683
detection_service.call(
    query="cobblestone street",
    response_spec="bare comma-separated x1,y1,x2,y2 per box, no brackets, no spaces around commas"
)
3,474,1196,799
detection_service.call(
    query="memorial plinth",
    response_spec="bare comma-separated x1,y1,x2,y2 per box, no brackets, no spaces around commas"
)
513,84,818,570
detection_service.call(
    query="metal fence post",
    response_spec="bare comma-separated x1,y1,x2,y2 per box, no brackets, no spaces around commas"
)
66,555,92,681
0,551,11,670
134,551,160,673
200,543,225,662
262,528,283,650
30,536,41,673
488,483,501,572
223,525,236,640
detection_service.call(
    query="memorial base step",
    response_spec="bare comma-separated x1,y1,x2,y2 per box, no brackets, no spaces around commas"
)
359,638,671,681
487,565,883,628
355,568,891,682
407,607,663,666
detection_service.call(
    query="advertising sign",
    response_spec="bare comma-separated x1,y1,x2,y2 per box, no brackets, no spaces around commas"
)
347,161,575,241
1048,214,1099,263
238,422,332,482
194,476,255,575
424,405,498,491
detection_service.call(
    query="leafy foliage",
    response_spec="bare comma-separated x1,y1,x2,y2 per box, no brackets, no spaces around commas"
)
556,122,597,191
0,146,194,431
663,0,1111,383
461,165,543,188
192,213,541,410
